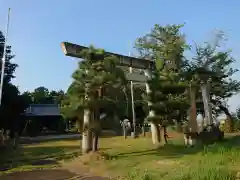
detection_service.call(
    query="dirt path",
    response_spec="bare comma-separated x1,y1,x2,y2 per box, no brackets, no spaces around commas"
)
59,157,113,180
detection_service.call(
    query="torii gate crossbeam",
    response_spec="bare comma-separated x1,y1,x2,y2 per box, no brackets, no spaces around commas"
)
61,42,154,69
61,42,155,83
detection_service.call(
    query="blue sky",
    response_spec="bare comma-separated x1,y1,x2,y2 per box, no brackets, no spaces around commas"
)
0,0,240,112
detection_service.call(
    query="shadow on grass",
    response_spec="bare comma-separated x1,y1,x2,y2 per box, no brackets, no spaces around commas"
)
0,169,111,180
20,136,120,145
0,145,81,172
0,141,112,173
0,169,78,180
20,136,81,144
20,131,122,145
115,135,240,160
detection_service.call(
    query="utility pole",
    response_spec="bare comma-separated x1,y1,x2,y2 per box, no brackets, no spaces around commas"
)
129,52,136,136
0,8,11,106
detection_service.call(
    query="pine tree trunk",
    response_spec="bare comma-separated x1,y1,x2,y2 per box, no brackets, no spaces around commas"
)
200,115,204,131
142,125,146,137
0,130,4,147
123,125,127,139
201,83,213,125
163,126,168,144
13,132,19,149
82,109,92,153
144,70,160,144
92,109,101,152
189,86,198,133
150,122,160,145
188,85,198,146
92,130,99,152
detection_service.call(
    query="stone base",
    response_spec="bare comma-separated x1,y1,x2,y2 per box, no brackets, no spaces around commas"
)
131,132,138,138
184,132,198,147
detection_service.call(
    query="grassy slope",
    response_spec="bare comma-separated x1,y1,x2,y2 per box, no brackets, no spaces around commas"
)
1,133,240,180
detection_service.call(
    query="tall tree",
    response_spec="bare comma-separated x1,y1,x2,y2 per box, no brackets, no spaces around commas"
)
0,31,18,83
31,86,50,104
135,24,188,70
187,33,240,132
49,90,65,104
0,30,25,146
29,87,65,105
147,63,187,144
21,91,33,105
135,24,189,144
63,46,126,152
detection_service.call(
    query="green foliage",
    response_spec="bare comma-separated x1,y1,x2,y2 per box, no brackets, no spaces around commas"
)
135,24,189,125
0,31,18,82
0,30,27,133
136,24,240,126
27,86,65,104
189,33,240,103
233,120,240,131
147,71,189,124
62,46,127,123
155,58,164,71
185,33,240,131
135,24,189,70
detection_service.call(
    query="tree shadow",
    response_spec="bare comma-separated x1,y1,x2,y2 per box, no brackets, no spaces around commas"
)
0,169,111,180
0,145,81,172
0,141,112,172
114,135,240,159
20,131,122,144
0,169,79,180
20,136,81,144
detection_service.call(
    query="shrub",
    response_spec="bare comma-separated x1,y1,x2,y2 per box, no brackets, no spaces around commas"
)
198,124,224,145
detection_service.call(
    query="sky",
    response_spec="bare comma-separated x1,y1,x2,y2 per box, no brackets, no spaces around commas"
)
0,0,240,112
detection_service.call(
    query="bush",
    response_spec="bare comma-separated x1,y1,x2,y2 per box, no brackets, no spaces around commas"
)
198,124,224,145
233,120,240,131
220,119,240,132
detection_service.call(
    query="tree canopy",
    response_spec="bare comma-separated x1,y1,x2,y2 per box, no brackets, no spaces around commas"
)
62,46,127,121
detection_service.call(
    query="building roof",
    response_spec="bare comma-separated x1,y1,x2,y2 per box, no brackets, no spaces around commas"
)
25,104,61,116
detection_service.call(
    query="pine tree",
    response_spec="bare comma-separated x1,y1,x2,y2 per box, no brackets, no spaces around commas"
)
63,46,126,152
187,33,240,132
135,24,189,144
147,62,187,144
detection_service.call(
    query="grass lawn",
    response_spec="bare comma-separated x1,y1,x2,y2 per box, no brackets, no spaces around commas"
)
0,139,81,174
1,132,240,180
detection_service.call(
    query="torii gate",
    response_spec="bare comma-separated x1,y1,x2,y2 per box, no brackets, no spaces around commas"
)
61,42,155,79
61,42,155,132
